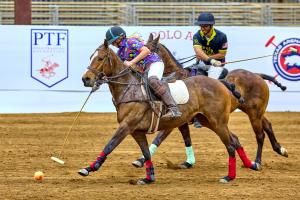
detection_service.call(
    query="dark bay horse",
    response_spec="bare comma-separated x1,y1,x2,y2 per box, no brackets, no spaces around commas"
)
79,39,260,184
132,34,288,169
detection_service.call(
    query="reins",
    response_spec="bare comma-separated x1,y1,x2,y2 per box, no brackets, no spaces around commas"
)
178,55,196,64
88,55,143,88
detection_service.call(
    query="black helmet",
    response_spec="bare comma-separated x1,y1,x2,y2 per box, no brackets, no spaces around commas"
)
105,26,126,45
195,12,215,25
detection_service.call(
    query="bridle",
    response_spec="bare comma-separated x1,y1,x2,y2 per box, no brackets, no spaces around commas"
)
86,49,143,92
87,52,111,84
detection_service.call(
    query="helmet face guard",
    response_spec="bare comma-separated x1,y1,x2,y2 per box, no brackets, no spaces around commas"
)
195,12,215,26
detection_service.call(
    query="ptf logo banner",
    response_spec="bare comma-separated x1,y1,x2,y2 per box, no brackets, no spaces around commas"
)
266,36,300,81
31,29,69,87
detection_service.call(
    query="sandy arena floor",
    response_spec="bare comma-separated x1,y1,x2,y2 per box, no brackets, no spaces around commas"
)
0,112,299,200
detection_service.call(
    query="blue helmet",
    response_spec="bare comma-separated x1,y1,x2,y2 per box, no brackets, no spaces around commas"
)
195,12,215,25
105,26,126,45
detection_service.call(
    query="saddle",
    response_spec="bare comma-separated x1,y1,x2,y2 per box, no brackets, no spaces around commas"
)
141,75,189,105
161,72,177,83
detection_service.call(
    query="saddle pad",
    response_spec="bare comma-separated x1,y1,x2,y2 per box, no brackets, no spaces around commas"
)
168,80,189,104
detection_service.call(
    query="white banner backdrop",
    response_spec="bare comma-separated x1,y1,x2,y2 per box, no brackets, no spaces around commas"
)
0,25,299,113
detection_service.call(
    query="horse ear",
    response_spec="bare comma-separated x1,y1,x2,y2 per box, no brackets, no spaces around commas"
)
153,34,160,45
104,39,108,48
147,33,154,43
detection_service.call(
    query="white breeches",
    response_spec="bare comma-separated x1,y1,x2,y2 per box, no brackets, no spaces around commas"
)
207,66,224,79
147,61,165,80
196,61,223,79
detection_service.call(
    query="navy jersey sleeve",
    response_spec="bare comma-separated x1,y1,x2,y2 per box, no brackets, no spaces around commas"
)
219,33,228,53
193,32,203,48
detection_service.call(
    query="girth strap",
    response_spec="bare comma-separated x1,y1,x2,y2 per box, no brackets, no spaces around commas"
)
147,101,163,134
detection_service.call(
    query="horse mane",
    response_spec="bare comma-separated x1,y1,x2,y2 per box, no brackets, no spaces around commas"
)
159,43,184,69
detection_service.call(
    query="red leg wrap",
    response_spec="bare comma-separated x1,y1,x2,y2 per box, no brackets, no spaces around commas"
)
145,160,155,181
236,147,252,168
228,157,236,179
90,151,107,170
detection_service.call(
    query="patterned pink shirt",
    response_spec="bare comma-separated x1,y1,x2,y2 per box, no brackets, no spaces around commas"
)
117,37,161,71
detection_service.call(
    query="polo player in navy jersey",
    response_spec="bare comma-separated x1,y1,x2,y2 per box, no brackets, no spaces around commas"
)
193,12,227,70
192,12,243,128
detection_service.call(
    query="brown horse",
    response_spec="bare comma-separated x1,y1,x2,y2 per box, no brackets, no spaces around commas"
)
79,39,260,184
132,34,288,169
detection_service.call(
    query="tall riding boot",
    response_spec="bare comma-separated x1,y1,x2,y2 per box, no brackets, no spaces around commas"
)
160,87,182,119
220,80,244,104
148,76,182,119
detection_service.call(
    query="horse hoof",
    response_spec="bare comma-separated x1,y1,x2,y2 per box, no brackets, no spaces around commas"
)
219,176,234,183
132,158,145,168
136,178,155,185
250,162,262,171
280,147,288,157
177,161,193,169
78,168,89,176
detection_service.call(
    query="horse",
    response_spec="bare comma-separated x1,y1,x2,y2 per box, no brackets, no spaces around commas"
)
132,34,288,169
79,39,260,184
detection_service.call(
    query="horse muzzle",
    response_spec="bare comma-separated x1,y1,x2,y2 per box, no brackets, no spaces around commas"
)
82,76,94,87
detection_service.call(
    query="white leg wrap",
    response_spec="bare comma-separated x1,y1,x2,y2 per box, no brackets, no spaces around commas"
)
185,146,195,165
149,144,158,156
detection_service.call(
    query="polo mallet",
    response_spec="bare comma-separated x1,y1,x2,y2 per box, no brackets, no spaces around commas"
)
180,36,276,66
222,54,273,65
51,90,94,165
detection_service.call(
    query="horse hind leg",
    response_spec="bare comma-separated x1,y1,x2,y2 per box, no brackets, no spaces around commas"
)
177,123,195,169
248,116,265,165
262,116,288,157
177,114,212,169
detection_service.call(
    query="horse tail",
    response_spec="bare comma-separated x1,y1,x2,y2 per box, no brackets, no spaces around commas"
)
256,73,287,91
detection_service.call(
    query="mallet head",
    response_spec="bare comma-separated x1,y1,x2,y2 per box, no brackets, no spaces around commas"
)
51,156,65,165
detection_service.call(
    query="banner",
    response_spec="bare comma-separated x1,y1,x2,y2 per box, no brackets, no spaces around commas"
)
0,25,299,113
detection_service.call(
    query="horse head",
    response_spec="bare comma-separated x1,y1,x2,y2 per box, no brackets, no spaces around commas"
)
82,39,119,88
146,33,160,53
146,34,185,77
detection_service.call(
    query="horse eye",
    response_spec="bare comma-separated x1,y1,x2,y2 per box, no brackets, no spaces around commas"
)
97,57,103,61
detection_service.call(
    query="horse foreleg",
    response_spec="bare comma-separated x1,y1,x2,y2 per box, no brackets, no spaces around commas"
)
262,116,288,157
131,131,155,185
214,126,237,183
78,123,130,176
177,123,195,169
132,129,173,168
217,128,260,183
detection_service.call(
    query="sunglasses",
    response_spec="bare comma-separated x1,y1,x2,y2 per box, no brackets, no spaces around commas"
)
200,25,211,28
